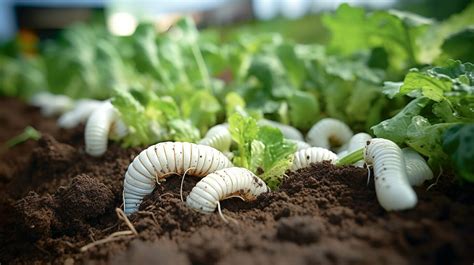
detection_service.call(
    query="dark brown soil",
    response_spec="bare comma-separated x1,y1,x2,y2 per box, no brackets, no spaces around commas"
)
0,96,473,265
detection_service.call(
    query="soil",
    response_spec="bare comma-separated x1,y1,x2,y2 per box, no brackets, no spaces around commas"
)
0,96,473,265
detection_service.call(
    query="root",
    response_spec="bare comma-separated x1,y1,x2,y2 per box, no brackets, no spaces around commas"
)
216,201,228,223
137,210,158,225
88,228,96,242
80,231,135,252
216,201,239,225
366,164,372,186
115,208,138,236
80,209,138,252
224,195,245,201
427,166,443,191
180,167,196,202
159,193,174,199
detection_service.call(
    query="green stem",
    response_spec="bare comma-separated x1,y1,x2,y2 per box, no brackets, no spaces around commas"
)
1,126,41,152
191,44,211,91
335,147,364,166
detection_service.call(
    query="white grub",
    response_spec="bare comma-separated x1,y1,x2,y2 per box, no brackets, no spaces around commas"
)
287,139,311,151
258,119,304,141
306,118,353,150
348,132,372,167
123,142,233,215
291,147,338,171
84,101,127,157
30,92,74,117
402,147,433,186
58,99,103,128
198,124,232,153
364,138,417,211
186,167,269,214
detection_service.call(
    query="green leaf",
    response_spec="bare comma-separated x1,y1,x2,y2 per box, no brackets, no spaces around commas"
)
418,3,474,63
257,126,296,189
112,90,158,146
400,71,452,101
276,43,306,88
405,116,453,167
382,81,403,98
322,4,431,71
288,90,320,130
440,27,474,63
443,124,474,182
228,112,259,169
181,90,221,133
372,97,432,144
250,140,265,173
225,92,246,117
167,119,200,143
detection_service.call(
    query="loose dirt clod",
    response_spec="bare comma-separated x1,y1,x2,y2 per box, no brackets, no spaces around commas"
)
276,216,322,244
13,191,56,239
55,174,114,220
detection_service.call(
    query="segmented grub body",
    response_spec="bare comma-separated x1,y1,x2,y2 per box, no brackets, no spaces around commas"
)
287,139,311,151
306,118,353,150
291,147,338,171
58,99,103,128
402,147,433,186
85,101,127,157
30,92,74,117
364,138,417,211
258,119,304,141
123,142,232,215
198,124,232,152
186,167,269,214
347,132,373,166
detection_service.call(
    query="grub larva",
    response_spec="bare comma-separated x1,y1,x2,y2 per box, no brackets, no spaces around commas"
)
402,147,433,186
258,119,304,141
306,118,353,150
123,142,233,215
347,132,372,167
364,138,417,211
198,124,232,153
186,167,269,214
291,147,338,171
58,99,103,128
287,139,311,151
84,101,127,157
30,92,74,117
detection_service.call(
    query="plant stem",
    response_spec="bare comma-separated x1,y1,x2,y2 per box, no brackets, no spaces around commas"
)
1,126,41,152
191,44,211,91
335,147,364,166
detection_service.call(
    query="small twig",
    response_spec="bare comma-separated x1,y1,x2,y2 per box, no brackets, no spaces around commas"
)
80,209,139,252
115,208,138,236
159,193,174,199
80,231,134,252
88,228,96,242
137,210,158,225
144,204,157,211
63,241,75,248
101,223,119,233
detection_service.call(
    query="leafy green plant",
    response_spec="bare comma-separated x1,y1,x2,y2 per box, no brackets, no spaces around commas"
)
372,60,474,180
228,112,296,189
